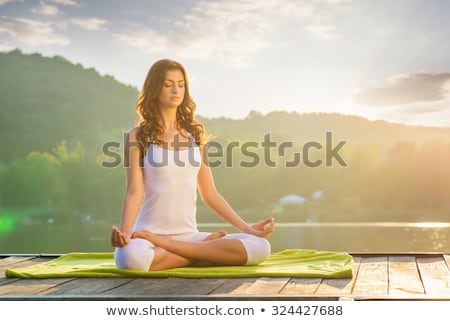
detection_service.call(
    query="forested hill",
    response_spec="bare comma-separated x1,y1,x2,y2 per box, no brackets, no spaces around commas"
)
1,49,449,164
0,49,138,162
199,111,450,149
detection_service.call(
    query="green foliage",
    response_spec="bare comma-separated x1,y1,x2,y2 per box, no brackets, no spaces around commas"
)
0,49,137,163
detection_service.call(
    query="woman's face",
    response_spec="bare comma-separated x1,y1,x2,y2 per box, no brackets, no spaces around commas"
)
158,69,185,109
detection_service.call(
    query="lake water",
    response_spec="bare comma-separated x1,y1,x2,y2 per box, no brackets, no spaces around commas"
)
1,221,449,254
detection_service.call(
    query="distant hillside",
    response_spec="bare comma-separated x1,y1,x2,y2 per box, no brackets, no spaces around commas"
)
0,49,138,162
199,111,450,149
0,50,449,164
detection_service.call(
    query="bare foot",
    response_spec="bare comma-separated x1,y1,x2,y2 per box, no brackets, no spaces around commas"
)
203,230,227,242
132,230,172,248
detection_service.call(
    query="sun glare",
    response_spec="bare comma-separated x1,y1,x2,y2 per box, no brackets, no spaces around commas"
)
413,222,450,228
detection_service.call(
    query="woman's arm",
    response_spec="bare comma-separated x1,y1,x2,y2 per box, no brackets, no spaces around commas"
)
111,127,144,247
197,146,274,238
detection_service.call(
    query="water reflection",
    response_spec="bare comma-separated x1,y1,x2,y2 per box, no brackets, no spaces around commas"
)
268,222,450,253
0,221,449,254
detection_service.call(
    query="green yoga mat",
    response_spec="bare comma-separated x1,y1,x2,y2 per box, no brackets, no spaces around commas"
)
5,249,353,279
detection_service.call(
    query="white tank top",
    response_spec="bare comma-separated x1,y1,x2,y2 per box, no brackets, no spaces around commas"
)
133,134,202,235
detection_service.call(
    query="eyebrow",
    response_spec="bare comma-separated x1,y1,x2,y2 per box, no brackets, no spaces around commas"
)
164,79,185,83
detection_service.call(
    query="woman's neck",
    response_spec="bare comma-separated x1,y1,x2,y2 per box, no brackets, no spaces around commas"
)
159,107,178,132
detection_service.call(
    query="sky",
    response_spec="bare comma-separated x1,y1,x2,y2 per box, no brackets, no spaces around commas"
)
1,0,450,127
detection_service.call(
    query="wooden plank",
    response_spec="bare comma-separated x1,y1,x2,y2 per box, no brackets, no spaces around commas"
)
0,256,36,274
0,277,17,287
417,256,450,295
352,256,388,296
315,256,362,296
0,256,51,287
0,256,35,268
231,277,290,295
278,278,321,295
84,278,166,296
0,256,66,295
0,254,448,299
210,278,258,295
388,256,424,295
103,278,227,296
39,278,134,296
0,278,73,296
1,256,54,275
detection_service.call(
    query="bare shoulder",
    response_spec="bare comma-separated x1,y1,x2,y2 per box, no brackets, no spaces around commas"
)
127,126,140,141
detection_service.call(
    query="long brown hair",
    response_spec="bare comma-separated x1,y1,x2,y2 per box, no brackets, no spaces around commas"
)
135,59,205,158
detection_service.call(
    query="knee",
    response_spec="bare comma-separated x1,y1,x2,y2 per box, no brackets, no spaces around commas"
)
234,234,271,266
250,237,271,265
114,244,154,271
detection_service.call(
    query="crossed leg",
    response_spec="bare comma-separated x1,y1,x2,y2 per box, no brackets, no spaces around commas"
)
132,230,247,271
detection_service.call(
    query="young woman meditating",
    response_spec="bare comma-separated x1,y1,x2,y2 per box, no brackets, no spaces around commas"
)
111,59,274,271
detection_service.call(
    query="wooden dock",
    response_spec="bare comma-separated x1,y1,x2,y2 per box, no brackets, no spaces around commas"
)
1,253,450,300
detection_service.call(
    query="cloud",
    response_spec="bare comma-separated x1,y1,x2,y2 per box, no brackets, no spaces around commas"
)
322,0,352,4
31,1,62,16
71,17,108,30
49,0,78,6
304,23,336,39
113,0,326,68
376,102,450,127
353,73,450,107
0,0,23,5
402,104,447,115
113,29,167,54
0,42,15,51
0,16,69,46
303,10,338,39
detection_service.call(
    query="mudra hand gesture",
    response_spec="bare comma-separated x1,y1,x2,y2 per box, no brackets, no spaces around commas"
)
110,226,130,248
243,217,275,238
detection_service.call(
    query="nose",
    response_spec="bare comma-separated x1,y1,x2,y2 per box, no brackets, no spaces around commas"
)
171,85,179,93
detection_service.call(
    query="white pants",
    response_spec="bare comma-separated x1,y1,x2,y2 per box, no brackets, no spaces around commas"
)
114,232,271,271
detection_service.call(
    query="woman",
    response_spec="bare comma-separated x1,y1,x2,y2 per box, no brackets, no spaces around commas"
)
111,59,274,271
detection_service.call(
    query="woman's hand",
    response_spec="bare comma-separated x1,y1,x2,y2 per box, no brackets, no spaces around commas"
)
110,226,130,248
242,217,275,238
131,230,154,242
